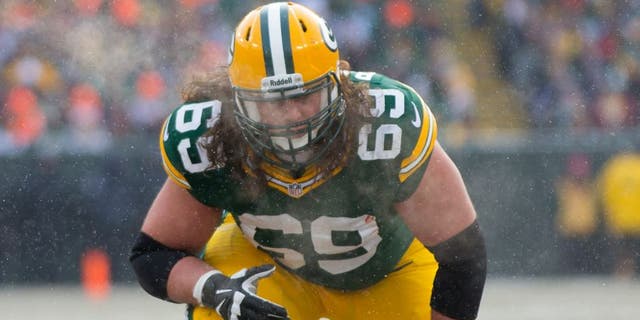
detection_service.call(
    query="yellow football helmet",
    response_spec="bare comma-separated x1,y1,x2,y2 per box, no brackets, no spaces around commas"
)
228,2,345,171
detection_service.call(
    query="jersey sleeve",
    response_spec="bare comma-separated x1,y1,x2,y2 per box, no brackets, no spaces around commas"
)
350,72,438,202
397,85,438,183
354,71,438,202
393,82,438,201
159,100,222,190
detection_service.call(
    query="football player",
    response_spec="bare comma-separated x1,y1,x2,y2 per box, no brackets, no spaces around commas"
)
130,2,486,320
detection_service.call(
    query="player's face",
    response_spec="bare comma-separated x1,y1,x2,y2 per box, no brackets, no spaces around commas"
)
233,74,343,168
255,90,323,128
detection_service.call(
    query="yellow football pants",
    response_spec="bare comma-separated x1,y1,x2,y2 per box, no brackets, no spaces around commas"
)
190,217,438,320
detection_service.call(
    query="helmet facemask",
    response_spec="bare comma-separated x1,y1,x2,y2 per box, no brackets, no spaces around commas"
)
228,2,344,171
234,71,345,171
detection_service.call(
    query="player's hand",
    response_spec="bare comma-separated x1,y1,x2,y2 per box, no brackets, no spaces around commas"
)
200,264,288,320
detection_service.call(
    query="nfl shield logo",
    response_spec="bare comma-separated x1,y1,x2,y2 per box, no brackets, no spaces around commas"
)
287,183,303,198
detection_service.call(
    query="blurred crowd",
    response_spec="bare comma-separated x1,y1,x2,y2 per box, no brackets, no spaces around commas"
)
0,0,473,155
4,0,640,155
482,0,640,129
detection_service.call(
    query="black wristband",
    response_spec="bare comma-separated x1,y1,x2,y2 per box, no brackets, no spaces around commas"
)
129,232,192,301
426,221,487,320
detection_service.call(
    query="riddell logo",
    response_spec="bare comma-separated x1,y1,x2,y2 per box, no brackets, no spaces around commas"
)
262,73,303,91
270,76,293,87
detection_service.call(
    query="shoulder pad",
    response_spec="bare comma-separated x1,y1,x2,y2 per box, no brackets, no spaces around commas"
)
351,71,438,183
159,100,222,189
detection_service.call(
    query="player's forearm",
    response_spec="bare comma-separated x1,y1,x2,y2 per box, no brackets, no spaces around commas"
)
167,256,218,305
129,232,214,304
427,221,487,320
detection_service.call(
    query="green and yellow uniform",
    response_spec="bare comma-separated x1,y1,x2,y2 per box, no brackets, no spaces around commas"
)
160,72,439,319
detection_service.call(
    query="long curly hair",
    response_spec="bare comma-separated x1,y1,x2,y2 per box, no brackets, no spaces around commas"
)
181,61,370,194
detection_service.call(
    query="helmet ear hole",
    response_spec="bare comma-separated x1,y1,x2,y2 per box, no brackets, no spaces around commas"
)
245,27,252,41
298,19,307,32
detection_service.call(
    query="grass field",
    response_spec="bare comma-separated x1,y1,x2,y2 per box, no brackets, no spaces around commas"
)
1,277,638,319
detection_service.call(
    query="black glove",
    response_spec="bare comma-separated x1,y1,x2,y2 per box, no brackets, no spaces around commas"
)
198,264,288,320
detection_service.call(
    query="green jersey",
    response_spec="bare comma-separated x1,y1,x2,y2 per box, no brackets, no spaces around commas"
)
160,71,437,290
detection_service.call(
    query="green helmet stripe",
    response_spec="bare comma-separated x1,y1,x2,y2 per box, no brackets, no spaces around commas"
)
260,3,294,77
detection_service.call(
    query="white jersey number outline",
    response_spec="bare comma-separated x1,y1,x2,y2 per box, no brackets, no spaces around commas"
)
238,213,382,275
171,101,220,173
357,87,404,161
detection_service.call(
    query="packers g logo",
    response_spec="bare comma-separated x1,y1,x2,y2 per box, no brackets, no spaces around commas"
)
319,19,338,52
